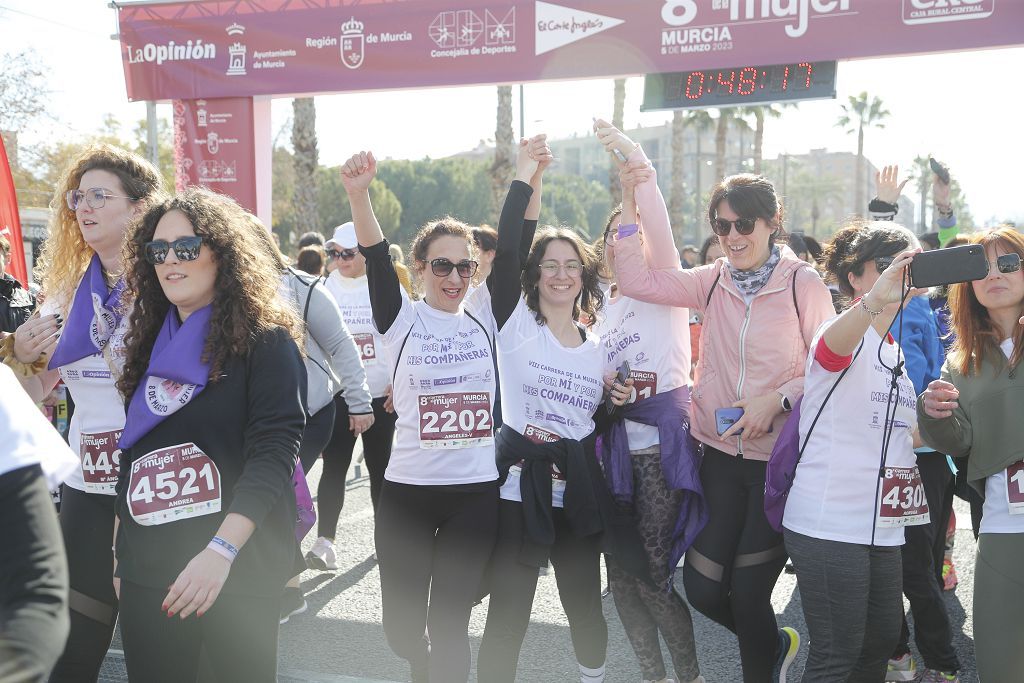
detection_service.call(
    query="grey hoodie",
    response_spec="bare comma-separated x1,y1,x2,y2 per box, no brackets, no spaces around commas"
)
282,269,373,415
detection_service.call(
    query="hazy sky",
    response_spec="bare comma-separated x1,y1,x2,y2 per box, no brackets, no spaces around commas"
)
3,1,1022,225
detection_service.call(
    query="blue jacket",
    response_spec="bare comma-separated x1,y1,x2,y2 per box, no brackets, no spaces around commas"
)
901,295,944,395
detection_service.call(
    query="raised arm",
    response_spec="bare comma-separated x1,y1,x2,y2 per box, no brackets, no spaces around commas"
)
341,151,403,334
868,164,909,222
595,119,680,270
489,135,551,329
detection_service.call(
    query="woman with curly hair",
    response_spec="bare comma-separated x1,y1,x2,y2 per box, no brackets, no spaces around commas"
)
2,143,163,680
477,137,631,683
113,187,306,682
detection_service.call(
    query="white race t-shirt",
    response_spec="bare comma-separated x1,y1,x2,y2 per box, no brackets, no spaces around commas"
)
784,320,920,546
492,296,603,508
325,271,390,398
979,338,1024,534
379,290,498,486
41,294,129,495
593,293,692,450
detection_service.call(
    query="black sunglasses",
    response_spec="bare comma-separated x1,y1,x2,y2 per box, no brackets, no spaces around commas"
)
873,256,896,273
430,258,478,278
143,236,203,265
327,248,358,261
711,216,757,236
989,253,1022,274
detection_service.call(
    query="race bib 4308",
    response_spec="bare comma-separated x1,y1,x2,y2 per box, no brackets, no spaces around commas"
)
878,465,930,528
80,429,122,495
418,392,493,449
127,442,221,526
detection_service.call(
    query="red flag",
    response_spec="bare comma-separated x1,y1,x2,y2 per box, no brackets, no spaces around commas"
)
0,134,28,287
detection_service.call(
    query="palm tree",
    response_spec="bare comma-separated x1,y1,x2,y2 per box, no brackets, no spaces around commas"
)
669,111,686,235
608,78,627,203
713,108,732,181
740,103,796,174
836,92,890,215
910,155,933,233
685,110,714,234
491,86,515,218
291,97,319,242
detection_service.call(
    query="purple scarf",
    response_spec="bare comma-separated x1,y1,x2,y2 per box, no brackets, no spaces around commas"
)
119,305,213,450
48,254,125,370
599,386,708,589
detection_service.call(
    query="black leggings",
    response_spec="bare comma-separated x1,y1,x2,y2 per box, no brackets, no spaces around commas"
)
298,401,337,474
49,486,118,683
0,465,68,683
478,500,607,682
682,447,787,683
374,480,497,683
318,395,396,537
119,580,280,682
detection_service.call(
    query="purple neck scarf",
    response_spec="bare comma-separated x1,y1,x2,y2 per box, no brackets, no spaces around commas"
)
599,385,708,590
119,304,213,450
48,254,125,370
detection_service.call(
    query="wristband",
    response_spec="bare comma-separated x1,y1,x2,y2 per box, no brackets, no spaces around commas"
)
617,223,639,239
207,536,238,563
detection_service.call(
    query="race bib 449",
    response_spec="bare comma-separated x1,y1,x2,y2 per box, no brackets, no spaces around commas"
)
127,442,221,526
80,429,122,495
418,392,493,449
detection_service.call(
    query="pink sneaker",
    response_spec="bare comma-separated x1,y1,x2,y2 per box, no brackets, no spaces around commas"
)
942,558,958,592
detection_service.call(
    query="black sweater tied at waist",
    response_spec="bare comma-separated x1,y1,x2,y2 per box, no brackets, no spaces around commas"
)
496,426,650,581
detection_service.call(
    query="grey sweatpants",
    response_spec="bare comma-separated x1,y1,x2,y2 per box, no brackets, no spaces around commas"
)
784,528,903,683
974,532,1024,682
607,448,700,683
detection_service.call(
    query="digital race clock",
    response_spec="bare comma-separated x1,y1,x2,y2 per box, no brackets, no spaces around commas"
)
641,61,837,111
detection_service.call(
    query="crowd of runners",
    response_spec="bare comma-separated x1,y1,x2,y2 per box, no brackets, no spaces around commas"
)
1,118,1022,683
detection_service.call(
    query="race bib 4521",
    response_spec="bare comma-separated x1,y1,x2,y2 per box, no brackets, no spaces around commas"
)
127,442,221,526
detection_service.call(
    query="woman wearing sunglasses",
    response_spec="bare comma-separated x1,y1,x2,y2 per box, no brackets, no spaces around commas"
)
613,172,834,682
340,150,499,683
587,122,706,683
918,227,1024,682
2,144,163,681
782,222,929,681
476,137,632,683
113,187,305,681
311,222,394,571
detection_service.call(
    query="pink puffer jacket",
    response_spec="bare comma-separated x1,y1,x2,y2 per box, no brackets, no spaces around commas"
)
615,154,835,461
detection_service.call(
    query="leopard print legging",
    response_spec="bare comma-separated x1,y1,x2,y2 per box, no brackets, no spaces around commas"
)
606,448,701,683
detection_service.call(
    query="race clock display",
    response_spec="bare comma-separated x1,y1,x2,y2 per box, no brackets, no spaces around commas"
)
642,61,837,111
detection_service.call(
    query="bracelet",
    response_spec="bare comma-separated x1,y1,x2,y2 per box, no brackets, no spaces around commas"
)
207,536,239,563
0,334,48,378
860,297,884,319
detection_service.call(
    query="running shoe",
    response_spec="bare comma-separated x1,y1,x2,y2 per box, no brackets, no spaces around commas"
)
305,536,337,571
771,627,800,683
919,670,959,682
279,587,308,624
885,654,918,681
942,558,958,592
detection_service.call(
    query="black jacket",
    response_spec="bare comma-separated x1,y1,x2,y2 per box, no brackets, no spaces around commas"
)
0,274,34,334
115,326,306,597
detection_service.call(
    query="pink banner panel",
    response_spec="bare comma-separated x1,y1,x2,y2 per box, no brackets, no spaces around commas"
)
118,0,1021,101
172,97,258,214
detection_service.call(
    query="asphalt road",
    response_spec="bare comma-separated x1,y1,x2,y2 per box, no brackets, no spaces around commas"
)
106,449,981,682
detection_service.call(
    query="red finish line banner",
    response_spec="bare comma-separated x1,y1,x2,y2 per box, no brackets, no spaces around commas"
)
117,0,1020,102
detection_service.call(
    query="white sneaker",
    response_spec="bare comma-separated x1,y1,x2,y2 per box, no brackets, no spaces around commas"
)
304,537,337,571
885,654,918,681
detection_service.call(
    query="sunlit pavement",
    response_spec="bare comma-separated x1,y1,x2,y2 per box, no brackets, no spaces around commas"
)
102,449,979,682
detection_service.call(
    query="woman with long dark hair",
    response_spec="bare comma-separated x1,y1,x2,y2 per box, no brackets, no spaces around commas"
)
114,188,306,681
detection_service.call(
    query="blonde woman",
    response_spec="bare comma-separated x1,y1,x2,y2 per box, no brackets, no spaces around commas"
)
5,144,163,680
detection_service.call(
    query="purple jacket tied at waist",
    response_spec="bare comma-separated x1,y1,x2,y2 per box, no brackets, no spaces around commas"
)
600,386,707,588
